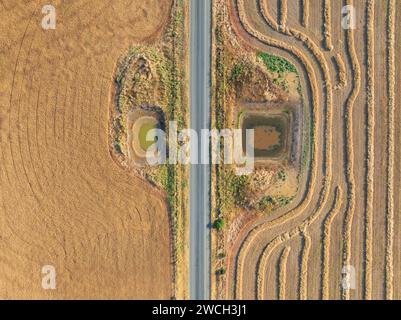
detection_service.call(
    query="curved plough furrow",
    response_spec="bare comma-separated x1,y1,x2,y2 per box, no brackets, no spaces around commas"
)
236,0,334,300
235,0,326,299
234,0,322,298
321,187,343,300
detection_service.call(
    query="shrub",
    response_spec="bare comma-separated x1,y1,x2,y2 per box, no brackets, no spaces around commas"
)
216,268,226,276
213,218,226,230
223,170,250,208
218,252,226,259
230,62,245,82
257,52,297,75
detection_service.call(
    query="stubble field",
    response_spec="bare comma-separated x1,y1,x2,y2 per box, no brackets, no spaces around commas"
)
0,0,174,299
215,0,401,300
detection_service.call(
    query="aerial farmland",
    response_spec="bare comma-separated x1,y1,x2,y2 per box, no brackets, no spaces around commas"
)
212,0,401,300
0,0,400,303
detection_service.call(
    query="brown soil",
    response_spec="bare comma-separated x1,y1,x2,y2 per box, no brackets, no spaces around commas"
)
254,126,280,150
0,0,173,299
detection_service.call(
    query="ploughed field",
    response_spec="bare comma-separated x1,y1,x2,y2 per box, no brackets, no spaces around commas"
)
0,0,173,299
214,0,401,300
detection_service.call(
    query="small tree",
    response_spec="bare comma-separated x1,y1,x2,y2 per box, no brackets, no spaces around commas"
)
217,252,226,259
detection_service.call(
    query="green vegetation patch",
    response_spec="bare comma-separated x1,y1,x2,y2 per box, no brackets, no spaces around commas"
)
213,218,226,231
257,52,297,75
138,121,158,151
229,62,246,83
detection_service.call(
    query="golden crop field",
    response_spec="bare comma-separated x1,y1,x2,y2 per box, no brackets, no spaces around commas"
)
212,0,401,300
0,0,175,299
2,0,401,302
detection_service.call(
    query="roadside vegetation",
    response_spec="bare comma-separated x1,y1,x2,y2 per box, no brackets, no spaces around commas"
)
213,218,226,231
